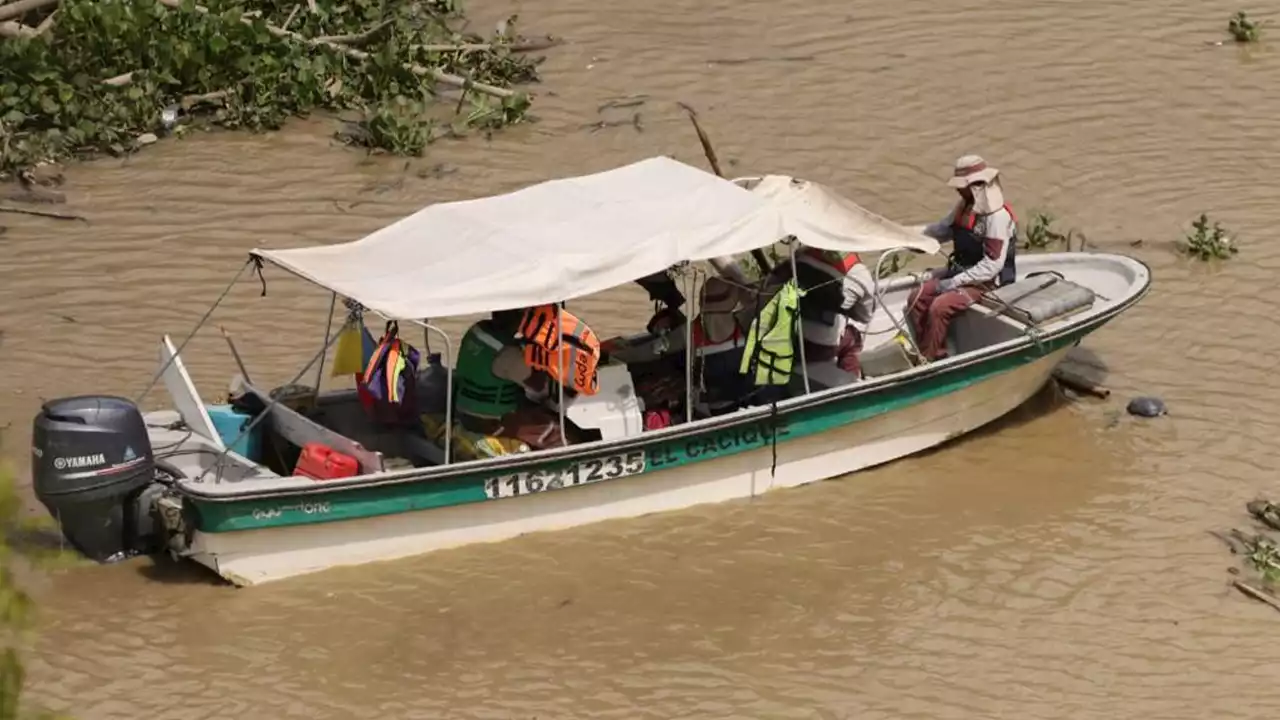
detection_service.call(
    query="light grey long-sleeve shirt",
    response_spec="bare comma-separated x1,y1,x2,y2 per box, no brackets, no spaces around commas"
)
921,203,1017,287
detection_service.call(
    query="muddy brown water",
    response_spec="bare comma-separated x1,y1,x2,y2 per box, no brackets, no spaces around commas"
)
1,0,1278,717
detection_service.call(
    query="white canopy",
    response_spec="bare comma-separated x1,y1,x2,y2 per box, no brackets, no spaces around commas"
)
253,156,939,319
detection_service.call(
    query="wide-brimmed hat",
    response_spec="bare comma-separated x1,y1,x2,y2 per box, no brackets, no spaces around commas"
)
946,154,1000,189
701,276,741,313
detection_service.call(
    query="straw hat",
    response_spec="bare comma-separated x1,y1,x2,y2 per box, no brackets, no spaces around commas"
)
698,276,742,343
947,154,1001,189
701,276,740,313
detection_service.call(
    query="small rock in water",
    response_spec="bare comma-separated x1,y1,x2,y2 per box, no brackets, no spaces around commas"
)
136,132,159,146
1126,396,1167,418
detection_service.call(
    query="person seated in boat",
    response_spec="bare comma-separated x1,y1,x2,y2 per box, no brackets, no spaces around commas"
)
454,309,582,450
691,276,751,416
756,246,875,378
636,270,687,337
906,154,1019,361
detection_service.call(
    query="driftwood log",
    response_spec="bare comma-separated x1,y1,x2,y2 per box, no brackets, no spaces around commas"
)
1233,580,1280,614
1052,367,1110,399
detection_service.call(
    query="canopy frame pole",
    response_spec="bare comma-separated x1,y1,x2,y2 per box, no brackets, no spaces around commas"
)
135,259,250,405
313,292,337,396
683,267,698,424
787,239,811,395
405,319,454,465
556,303,567,447
196,326,347,483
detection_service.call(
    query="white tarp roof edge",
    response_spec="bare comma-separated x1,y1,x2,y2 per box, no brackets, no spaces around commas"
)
252,156,939,319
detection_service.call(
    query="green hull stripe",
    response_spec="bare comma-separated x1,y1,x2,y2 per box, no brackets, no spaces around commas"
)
194,330,1086,533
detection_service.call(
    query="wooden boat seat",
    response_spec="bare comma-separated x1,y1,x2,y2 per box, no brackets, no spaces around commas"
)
859,339,917,378
973,274,1097,327
798,360,861,391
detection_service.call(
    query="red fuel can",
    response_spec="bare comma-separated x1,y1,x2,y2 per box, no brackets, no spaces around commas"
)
294,442,360,481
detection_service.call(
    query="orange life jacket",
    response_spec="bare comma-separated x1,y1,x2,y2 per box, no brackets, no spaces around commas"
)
517,305,602,396
799,247,861,278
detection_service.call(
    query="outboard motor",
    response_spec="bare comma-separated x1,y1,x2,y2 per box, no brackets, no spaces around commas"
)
31,396,163,562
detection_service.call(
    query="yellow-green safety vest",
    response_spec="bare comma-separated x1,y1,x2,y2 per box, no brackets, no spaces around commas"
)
740,279,800,386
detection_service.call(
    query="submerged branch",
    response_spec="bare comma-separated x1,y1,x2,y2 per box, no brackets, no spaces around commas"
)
0,204,84,221
1233,580,1280,614
416,37,565,53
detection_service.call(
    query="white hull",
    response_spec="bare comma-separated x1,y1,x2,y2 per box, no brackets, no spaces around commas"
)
189,347,1070,586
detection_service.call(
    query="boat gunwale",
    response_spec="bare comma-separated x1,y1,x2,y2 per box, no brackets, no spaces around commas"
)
180,253,1151,503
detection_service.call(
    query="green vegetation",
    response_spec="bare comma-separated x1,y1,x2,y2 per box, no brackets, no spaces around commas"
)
0,466,66,720
1021,211,1085,252
1216,501,1280,614
1177,213,1238,260
0,0,554,176
1227,11,1264,43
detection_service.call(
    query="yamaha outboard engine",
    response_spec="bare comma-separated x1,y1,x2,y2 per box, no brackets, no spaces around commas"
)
32,396,161,563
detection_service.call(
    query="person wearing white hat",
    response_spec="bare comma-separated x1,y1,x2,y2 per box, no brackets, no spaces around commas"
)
906,154,1020,360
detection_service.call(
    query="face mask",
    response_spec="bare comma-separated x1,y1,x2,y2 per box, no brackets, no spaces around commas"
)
971,180,1004,215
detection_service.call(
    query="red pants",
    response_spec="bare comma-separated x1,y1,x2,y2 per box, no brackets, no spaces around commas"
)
907,279,984,360
804,324,864,376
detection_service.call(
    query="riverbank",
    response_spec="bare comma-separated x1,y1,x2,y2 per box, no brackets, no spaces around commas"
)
0,0,559,182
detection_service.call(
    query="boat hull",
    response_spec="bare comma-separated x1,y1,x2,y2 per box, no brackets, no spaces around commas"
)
188,346,1070,586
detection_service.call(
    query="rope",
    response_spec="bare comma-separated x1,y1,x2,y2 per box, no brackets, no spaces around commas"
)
313,292,337,393
194,325,348,483
768,399,780,477
134,259,252,406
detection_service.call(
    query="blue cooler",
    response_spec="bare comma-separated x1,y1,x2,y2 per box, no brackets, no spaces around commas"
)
206,404,263,462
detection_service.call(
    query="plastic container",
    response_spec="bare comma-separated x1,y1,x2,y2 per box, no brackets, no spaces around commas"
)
294,442,360,481
205,404,262,461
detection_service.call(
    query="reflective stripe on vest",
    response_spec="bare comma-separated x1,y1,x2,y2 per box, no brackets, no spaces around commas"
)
363,324,415,404
517,305,602,396
455,324,522,419
692,320,745,357
740,280,799,386
798,247,861,280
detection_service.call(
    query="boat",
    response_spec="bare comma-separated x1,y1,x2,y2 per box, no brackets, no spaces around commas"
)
27,156,1151,587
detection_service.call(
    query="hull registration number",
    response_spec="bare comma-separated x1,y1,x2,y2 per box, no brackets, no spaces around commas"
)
482,450,646,500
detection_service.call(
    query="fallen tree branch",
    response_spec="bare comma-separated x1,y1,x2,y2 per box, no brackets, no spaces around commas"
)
0,0,57,23
32,6,53,34
1233,579,1280,614
281,3,300,31
181,88,230,109
102,71,133,87
677,101,772,275
0,19,34,38
677,102,722,177
1052,368,1110,398
0,204,85,221
154,0,517,99
315,18,393,45
417,37,564,53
